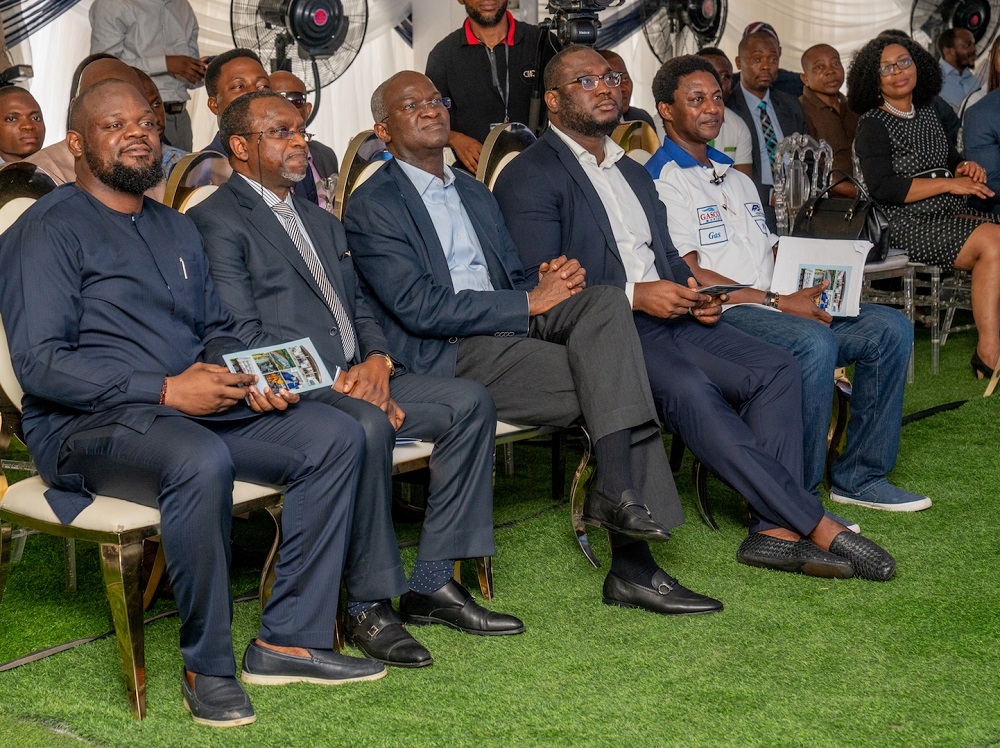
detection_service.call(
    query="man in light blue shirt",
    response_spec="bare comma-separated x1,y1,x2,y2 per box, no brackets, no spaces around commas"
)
937,28,980,110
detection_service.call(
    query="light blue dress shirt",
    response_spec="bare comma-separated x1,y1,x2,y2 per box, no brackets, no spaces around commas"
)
939,58,981,110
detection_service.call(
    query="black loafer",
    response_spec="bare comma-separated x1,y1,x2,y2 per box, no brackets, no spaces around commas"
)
181,671,256,728
345,602,433,668
828,531,896,581
737,533,854,579
399,580,525,635
602,569,723,616
240,640,387,686
582,488,671,542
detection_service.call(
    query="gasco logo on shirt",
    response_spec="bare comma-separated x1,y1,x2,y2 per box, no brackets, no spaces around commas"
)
697,205,722,225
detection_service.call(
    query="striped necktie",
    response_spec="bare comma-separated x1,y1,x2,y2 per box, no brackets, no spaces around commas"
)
758,100,778,166
271,201,358,362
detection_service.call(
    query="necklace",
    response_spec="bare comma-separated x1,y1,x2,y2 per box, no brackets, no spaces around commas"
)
882,100,916,119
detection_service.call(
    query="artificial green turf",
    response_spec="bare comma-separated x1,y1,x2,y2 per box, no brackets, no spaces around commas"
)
0,327,997,747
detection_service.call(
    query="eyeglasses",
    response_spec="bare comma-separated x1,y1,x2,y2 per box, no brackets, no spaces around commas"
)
550,71,623,91
276,91,307,109
399,97,452,114
878,57,914,77
238,128,314,142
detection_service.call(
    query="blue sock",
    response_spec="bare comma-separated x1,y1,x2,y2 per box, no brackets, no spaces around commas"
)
346,600,379,618
409,559,455,595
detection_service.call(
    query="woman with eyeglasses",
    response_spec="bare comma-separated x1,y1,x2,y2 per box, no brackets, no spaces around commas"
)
849,35,1000,392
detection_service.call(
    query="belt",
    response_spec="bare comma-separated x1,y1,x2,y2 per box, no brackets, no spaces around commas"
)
164,102,186,115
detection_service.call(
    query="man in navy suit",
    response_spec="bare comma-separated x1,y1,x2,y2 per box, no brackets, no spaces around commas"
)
190,90,524,667
345,70,723,618
493,45,896,583
0,80,383,727
726,28,807,231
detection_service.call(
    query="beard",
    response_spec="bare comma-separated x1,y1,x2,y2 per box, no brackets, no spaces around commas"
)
467,0,508,27
86,147,163,196
559,96,620,138
281,168,307,183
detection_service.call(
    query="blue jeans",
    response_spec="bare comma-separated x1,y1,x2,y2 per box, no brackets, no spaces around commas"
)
722,303,912,497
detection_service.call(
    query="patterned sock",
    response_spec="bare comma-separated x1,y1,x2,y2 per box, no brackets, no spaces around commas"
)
346,600,380,618
594,429,634,498
409,559,456,595
609,535,660,587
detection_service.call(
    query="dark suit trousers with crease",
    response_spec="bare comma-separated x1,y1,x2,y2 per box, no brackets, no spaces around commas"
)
307,373,498,603
455,285,685,530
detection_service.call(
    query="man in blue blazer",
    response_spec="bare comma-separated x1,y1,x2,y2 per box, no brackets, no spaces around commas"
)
493,45,896,583
189,91,525,667
346,70,723,617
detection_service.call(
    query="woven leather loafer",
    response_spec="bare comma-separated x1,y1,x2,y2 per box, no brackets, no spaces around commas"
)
182,672,256,728
828,531,896,581
345,602,433,668
582,488,671,542
400,580,525,635
737,533,855,579
240,640,387,686
602,570,723,616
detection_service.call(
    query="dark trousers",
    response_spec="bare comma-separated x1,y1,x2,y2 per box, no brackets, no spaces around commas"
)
633,313,825,536
456,285,685,531
308,373,497,603
58,401,362,676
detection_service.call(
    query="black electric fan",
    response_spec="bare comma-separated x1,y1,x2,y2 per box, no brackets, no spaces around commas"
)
911,0,1000,57
639,0,727,63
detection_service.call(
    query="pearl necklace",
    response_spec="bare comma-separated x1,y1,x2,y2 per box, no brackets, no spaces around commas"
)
882,100,916,119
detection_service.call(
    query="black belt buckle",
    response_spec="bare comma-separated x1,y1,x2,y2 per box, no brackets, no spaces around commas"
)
164,102,186,115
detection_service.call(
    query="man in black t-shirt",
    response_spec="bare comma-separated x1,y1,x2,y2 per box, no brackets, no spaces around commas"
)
426,0,556,173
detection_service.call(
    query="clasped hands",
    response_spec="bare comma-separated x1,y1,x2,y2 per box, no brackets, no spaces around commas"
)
333,355,405,430
527,255,587,316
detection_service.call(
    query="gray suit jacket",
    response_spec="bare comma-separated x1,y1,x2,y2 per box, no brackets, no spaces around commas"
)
344,158,533,378
188,174,391,372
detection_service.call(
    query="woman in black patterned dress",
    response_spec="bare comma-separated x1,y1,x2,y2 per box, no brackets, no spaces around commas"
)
849,35,1000,390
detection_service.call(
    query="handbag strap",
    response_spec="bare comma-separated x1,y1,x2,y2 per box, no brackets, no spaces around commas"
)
804,176,871,220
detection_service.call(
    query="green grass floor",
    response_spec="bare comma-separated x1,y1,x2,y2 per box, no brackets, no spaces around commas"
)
0,325,998,747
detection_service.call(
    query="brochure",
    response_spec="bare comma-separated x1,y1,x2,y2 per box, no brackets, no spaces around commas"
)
771,237,870,317
223,337,337,395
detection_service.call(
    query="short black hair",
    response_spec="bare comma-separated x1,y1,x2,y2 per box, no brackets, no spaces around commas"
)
652,55,721,106
847,35,942,114
738,31,779,58
543,44,596,92
937,28,959,54
0,85,36,105
218,89,286,157
206,48,263,97
696,46,728,60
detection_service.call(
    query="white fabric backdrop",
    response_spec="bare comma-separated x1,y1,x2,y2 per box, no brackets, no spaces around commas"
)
13,0,917,158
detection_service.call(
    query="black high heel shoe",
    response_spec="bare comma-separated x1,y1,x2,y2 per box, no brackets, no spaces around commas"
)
971,353,1000,397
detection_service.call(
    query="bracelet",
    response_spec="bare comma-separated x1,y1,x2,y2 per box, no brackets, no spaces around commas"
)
763,291,780,309
369,353,395,378
159,377,168,405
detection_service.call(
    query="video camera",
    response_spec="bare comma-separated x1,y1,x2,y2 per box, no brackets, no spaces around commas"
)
540,0,624,47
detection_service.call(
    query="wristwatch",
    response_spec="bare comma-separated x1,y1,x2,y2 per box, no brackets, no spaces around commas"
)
763,291,780,309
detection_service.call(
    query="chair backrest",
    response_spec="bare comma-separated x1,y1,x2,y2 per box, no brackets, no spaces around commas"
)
773,132,833,235
333,130,388,221
625,149,654,166
611,121,660,155
177,184,218,214
163,151,232,210
475,122,536,189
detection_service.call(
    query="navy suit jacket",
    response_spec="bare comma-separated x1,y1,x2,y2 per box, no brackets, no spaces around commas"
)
726,86,806,199
344,158,533,378
960,88,1000,212
492,129,695,292
188,174,391,372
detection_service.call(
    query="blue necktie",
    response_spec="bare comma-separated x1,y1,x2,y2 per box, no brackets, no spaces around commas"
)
758,100,778,166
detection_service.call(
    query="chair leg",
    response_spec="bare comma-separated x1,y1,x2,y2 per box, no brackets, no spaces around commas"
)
0,522,11,606
10,527,26,564
142,538,167,611
668,434,686,473
64,538,76,592
550,431,565,501
930,267,941,375
569,427,599,568
502,443,514,476
827,382,851,488
940,305,957,348
904,267,915,384
258,504,283,612
100,540,146,720
692,459,718,531
475,557,494,601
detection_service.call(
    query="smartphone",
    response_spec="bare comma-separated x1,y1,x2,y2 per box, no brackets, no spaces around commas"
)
696,283,750,296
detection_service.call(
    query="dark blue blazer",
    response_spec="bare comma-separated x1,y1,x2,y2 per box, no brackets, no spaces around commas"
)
961,88,1000,212
344,158,533,378
188,174,390,371
492,128,695,290
726,86,806,194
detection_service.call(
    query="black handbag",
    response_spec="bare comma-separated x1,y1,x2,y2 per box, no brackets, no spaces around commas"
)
790,176,891,264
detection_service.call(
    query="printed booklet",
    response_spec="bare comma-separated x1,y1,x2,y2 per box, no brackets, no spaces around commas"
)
223,337,338,395
771,237,870,317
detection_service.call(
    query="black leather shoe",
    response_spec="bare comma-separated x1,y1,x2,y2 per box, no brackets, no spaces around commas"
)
602,569,723,616
182,671,256,728
399,580,525,635
582,488,671,542
737,533,854,579
828,531,896,581
345,602,433,668
240,640,387,686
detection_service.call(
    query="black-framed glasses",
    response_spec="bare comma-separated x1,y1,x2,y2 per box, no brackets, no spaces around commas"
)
550,71,623,91
276,91,308,109
878,57,914,77
237,128,314,142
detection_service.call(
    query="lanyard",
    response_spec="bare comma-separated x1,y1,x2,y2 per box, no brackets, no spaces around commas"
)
483,42,510,124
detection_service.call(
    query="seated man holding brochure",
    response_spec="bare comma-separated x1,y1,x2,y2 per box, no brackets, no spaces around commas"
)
644,54,929,513
190,90,523,672
493,45,898,582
